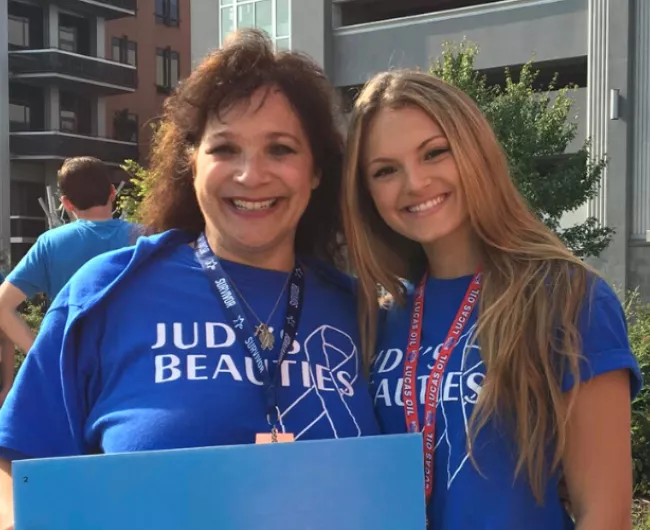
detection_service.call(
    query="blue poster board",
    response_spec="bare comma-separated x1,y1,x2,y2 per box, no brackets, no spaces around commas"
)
14,434,426,530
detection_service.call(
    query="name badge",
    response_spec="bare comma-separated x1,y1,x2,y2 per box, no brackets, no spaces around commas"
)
256,432,295,444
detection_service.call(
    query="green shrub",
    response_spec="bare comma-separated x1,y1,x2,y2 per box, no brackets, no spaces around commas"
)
634,499,650,530
13,295,46,374
431,40,612,258
116,159,158,224
625,290,650,496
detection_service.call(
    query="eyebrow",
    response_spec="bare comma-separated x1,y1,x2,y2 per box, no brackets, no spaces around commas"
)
268,131,303,145
203,130,303,145
366,134,447,167
203,131,232,142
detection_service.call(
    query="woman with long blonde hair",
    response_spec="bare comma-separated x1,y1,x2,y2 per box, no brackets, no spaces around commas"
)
342,70,642,529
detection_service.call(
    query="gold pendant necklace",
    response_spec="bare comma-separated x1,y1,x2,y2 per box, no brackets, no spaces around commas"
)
255,323,275,351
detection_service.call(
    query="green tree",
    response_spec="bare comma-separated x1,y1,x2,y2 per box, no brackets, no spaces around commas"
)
116,159,157,223
116,121,163,223
431,41,613,258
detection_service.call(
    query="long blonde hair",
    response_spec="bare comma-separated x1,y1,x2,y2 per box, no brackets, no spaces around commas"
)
342,70,594,502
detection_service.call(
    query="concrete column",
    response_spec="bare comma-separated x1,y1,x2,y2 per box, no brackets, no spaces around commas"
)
628,0,650,298
586,0,609,224
96,17,106,58
0,0,11,266
190,0,220,67
601,0,631,291
96,97,106,137
291,0,332,74
586,0,631,293
47,3,59,48
47,86,60,130
632,0,650,240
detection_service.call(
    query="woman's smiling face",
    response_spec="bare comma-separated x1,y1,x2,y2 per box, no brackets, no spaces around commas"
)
194,87,320,261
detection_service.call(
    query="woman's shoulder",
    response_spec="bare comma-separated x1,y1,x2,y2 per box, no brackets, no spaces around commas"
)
302,257,357,299
585,273,620,304
572,271,624,327
565,271,643,397
578,273,626,334
50,229,194,311
302,260,413,305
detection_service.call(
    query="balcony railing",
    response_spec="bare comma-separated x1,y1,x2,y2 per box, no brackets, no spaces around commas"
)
334,0,567,33
9,49,137,93
95,0,136,11
10,131,139,165
31,0,136,19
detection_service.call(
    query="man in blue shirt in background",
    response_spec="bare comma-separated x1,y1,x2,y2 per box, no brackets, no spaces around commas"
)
0,156,138,356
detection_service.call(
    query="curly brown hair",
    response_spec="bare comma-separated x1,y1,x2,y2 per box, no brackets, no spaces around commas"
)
140,28,346,266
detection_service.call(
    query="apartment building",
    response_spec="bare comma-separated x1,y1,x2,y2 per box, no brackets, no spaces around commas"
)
0,0,190,268
104,0,190,160
191,0,650,298
0,0,137,266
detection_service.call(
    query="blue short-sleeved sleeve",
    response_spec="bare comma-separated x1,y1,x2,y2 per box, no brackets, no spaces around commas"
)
562,277,643,398
6,238,49,298
0,305,85,460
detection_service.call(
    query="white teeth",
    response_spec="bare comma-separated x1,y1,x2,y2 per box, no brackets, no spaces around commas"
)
406,195,447,213
231,199,277,211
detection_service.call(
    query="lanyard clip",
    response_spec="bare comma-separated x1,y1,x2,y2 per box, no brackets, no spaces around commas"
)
266,405,282,430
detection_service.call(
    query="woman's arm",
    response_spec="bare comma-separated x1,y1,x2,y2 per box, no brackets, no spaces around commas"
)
563,369,634,530
0,458,13,530
0,331,15,406
0,282,35,355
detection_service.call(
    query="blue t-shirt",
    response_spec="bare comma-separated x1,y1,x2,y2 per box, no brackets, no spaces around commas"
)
372,274,642,530
0,230,379,459
6,218,137,300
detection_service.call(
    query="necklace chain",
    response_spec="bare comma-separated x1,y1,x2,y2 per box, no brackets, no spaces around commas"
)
226,271,291,328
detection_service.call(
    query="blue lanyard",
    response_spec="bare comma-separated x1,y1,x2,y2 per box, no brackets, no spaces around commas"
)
194,233,305,429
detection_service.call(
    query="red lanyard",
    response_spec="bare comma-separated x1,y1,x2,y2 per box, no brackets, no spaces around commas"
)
403,269,483,504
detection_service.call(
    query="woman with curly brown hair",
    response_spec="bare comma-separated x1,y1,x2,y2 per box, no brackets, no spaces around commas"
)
0,29,379,528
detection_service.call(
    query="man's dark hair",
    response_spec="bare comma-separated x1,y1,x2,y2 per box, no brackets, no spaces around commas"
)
57,156,113,211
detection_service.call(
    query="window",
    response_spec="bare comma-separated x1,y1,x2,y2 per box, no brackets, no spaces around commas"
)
156,47,180,91
59,91,92,135
155,0,179,26
60,109,77,132
8,14,30,48
113,110,139,143
59,25,77,52
220,0,290,50
11,243,35,267
9,103,31,131
11,218,48,239
111,36,137,67
10,181,46,218
275,0,289,50
10,83,45,129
